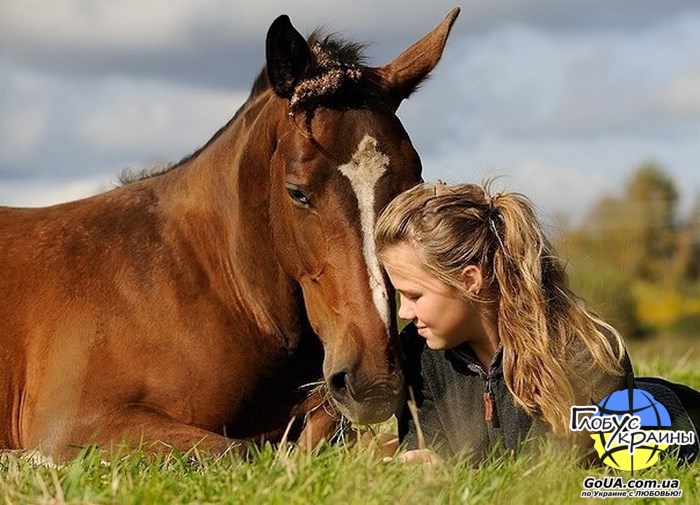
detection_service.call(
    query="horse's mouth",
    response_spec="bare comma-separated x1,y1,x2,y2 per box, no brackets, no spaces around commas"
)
330,383,404,425
335,400,397,425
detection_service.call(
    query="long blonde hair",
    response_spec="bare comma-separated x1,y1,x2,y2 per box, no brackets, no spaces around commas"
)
374,181,625,434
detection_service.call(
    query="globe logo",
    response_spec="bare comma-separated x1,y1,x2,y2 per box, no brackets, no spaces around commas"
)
591,389,671,471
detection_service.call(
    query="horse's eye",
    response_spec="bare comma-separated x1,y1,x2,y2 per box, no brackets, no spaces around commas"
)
286,185,311,207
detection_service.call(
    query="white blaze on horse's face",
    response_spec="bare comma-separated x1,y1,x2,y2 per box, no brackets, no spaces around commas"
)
337,135,391,329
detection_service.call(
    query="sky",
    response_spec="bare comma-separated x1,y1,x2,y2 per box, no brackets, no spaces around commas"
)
1,0,699,225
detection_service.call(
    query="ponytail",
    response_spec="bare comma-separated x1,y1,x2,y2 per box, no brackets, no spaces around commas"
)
489,190,624,433
488,192,574,432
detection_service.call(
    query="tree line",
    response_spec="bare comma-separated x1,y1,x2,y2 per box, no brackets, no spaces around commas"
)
554,162,700,338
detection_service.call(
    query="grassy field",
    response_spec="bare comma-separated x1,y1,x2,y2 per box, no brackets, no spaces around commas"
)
1,335,698,505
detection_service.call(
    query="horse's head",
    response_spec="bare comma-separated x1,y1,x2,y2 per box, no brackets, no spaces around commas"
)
263,9,459,423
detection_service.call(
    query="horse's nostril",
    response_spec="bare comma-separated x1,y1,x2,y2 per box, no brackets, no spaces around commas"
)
329,371,350,401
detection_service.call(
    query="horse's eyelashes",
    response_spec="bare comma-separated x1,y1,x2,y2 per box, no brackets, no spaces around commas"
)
287,187,312,207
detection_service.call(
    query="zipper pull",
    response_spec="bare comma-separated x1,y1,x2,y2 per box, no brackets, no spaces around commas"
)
483,391,493,422
484,377,500,428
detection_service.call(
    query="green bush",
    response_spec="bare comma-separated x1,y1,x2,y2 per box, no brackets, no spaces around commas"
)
565,257,642,339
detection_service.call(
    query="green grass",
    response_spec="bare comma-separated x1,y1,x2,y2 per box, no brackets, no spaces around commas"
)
2,336,698,505
627,334,700,389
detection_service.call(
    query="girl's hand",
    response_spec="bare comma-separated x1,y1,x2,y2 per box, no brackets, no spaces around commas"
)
395,448,443,468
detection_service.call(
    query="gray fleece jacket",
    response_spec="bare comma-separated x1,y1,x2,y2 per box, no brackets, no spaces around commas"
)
398,324,699,464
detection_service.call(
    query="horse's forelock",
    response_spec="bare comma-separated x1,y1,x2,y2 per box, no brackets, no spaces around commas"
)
288,32,379,115
306,30,367,69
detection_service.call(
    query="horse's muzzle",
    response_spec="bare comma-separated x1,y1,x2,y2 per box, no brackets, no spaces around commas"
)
327,370,404,424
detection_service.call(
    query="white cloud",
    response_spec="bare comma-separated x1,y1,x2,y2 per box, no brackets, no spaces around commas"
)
77,79,247,155
0,62,248,179
0,67,49,162
419,145,610,223
418,130,700,223
0,105,47,160
1,0,217,50
401,13,700,147
509,158,609,219
662,65,700,118
0,174,112,208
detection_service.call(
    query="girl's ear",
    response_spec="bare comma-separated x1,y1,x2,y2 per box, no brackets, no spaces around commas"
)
461,265,483,295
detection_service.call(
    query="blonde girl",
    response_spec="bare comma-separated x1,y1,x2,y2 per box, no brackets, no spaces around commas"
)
375,181,698,464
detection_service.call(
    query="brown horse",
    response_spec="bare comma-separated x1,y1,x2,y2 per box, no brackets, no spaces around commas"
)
0,8,459,459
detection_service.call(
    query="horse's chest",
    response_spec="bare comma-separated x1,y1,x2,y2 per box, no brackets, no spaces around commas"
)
133,328,318,436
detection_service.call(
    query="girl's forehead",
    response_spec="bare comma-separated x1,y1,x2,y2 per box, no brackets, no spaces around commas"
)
382,243,424,273
382,243,452,293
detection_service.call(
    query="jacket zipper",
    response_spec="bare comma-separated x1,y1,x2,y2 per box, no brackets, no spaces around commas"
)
455,347,501,429
484,376,500,428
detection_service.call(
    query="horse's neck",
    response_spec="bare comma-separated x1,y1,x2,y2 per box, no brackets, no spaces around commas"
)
160,93,304,344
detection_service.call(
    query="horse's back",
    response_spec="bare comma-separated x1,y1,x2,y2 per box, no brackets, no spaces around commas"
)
0,186,165,291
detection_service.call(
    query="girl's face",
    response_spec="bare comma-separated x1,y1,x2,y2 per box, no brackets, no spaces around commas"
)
382,243,481,351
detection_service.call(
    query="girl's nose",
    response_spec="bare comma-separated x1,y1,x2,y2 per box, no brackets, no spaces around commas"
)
397,298,413,321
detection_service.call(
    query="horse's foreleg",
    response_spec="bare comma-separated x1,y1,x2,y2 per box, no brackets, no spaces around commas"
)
64,408,249,460
297,405,342,450
289,391,342,450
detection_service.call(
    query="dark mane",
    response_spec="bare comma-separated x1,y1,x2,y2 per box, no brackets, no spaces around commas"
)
119,30,380,185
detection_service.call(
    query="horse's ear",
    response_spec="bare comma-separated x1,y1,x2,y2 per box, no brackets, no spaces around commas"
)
266,15,312,99
376,7,460,110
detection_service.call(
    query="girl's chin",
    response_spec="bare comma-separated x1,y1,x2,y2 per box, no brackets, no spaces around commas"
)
417,328,448,350
424,338,446,350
